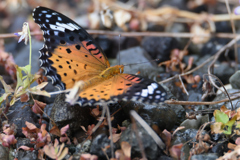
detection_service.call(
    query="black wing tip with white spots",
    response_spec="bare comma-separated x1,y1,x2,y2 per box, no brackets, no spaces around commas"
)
33,7,67,90
76,74,167,107
115,74,167,104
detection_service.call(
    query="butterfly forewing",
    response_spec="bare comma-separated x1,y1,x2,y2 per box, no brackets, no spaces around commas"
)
33,6,110,89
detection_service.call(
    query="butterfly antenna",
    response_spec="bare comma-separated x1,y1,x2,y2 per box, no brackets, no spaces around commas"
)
122,59,160,66
118,34,121,65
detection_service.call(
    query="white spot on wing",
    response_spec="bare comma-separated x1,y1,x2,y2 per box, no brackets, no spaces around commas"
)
68,23,80,30
54,31,59,36
155,95,161,99
56,22,75,31
49,24,65,32
151,83,158,89
135,92,140,95
45,14,52,18
57,16,62,21
141,89,148,97
156,90,161,94
147,85,154,94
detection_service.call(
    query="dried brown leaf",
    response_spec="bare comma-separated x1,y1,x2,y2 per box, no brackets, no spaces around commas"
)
121,141,131,158
50,125,61,137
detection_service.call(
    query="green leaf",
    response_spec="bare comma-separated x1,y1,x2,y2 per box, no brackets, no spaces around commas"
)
214,110,229,124
223,115,237,135
19,65,31,75
15,66,23,90
0,76,14,93
236,123,240,129
226,115,237,127
0,93,11,106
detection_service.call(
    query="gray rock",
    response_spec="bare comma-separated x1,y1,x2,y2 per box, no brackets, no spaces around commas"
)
120,123,163,160
141,37,178,64
230,70,240,89
211,141,228,157
180,115,209,131
0,145,8,160
16,138,34,149
209,89,240,110
121,101,177,131
116,46,157,74
49,94,92,136
214,63,235,84
7,104,39,137
191,153,218,160
75,140,91,154
90,134,117,159
17,150,38,160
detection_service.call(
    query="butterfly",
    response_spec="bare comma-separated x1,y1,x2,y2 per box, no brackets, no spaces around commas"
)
32,6,167,106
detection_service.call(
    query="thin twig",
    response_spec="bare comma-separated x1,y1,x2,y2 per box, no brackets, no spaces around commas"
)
164,94,240,105
224,0,238,71
207,36,240,94
130,110,165,150
2,31,240,39
105,104,114,159
159,56,214,84
178,75,189,96
130,112,147,160
206,74,234,110
91,106,106,133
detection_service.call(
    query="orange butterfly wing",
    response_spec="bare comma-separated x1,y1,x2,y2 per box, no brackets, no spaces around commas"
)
33,6,110,89
78,74,167,106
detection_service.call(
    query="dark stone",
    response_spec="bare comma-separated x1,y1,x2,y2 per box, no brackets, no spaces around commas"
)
191,153,218,160
17,150,38,160
0,145,8,160
120,123,164,160
230,70,240,89
201,38,234,61
121,101,177,131
141,37,179,63
108,103,128,128
158,155,173,160
116,46,157,74
95,36,113,58
16,138,34,149
49,94,92,136
209,89,239,110
158,0,188,10
210,141,228,157
210,133,222,142
214,63,234,84
7,105,39,137
90,134,117,159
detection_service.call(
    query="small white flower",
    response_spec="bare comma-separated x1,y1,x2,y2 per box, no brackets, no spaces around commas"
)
15,22,29,45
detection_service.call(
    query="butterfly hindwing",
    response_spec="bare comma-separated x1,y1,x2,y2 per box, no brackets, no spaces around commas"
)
33,6,110,89
78,74,167,106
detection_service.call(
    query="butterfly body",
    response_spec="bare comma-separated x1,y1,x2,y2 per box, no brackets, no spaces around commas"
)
79,65,124,90
33,6,167,106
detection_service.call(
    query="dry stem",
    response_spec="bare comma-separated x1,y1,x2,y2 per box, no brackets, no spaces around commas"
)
2,31,240,39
